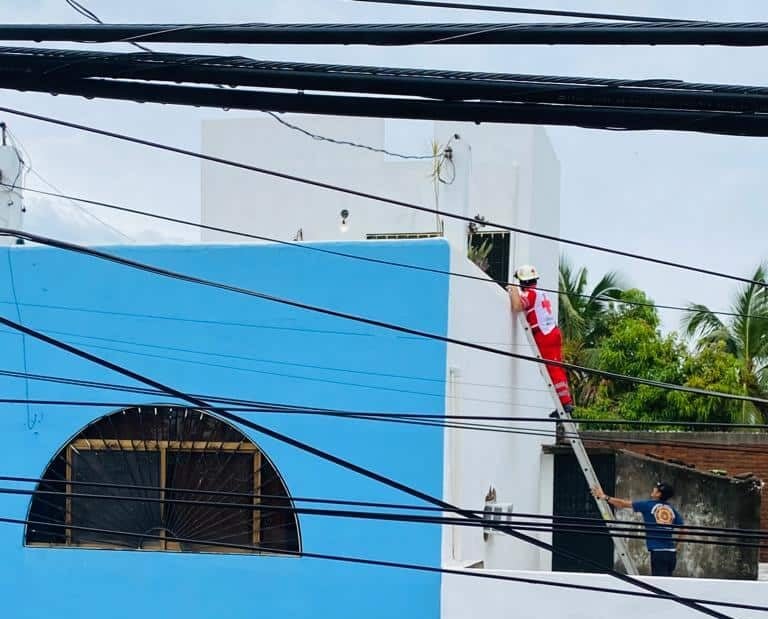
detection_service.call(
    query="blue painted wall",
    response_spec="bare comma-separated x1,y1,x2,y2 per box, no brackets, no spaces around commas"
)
0,240,450,619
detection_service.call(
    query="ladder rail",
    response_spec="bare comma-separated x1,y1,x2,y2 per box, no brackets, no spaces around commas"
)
517,316,638,575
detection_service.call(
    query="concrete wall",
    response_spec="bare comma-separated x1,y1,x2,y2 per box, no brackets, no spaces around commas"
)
442,246,553,572
613,450,761,579
200,116,558,252
0,240,451,619
442,569,768,619
585,432,768,560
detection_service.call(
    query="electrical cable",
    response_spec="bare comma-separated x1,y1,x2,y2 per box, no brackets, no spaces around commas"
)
0,109,764,289
3,72,768,136
0,307,738,617
6,516,765,612
4,226,767,409
0,393,763,455
64,0,153,52
350,0,694,23
8,48,768,116
7,474,767,540
264,111,438,160
5,484,766,549
13,22,768,47
8,183,767,323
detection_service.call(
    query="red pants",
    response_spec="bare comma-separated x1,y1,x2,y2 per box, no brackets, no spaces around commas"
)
534,327,573,407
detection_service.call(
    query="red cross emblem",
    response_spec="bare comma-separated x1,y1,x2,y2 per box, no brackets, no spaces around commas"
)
541,298,553,314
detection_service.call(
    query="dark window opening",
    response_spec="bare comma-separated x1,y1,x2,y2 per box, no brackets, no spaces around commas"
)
469,232,511,287
26,407,300,555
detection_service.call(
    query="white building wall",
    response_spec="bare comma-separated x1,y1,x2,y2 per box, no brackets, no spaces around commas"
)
200,116,557,252
443,246,554,572
202,115,562,572
442,571,767,619
0,144,25,241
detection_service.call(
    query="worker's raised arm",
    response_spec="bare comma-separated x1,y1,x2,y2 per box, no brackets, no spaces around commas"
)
591,486,633,510
507,285,524,312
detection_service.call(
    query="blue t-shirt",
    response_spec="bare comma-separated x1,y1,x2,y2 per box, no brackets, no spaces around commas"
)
632,500,684,551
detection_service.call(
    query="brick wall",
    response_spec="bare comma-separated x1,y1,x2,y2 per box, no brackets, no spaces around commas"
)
581,432,768,561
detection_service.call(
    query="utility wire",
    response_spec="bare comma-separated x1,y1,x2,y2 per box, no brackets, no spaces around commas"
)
14,22,768,47
8,183,766,323
7,485,766,549
351,0,694,23
8,474,766,539
4,226,768,409
64,0,154,52
0,393,765,455
0,299,733,617
5,516,764,612
264,111,438,160
0,106,762,288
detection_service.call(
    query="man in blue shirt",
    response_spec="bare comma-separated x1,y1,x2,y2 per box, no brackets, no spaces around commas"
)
592,481,684,577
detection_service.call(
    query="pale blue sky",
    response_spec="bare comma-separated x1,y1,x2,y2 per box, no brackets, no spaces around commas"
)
2,0,767,335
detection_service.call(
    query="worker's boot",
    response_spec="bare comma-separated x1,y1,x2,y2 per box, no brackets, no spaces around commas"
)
563,404,574,416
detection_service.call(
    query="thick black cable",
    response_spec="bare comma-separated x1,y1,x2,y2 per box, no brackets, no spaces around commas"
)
11,482,768,546
12,183,766,323
0,393,766,456
14,22,768,47
0,303,734,617
4,226,767,411
6,75,768,137
9,474,767,539
64,0,153,52
6,391,768,431
9,517,765,612
1,106,763,287
8,48,768,115
351,0,691,23
15,487,768,550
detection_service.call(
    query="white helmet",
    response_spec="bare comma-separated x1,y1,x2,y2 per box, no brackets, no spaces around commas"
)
515,264,539,282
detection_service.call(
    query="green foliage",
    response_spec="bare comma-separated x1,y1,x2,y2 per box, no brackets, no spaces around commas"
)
467,238,493,272
558,265,753,429
680,263,768,423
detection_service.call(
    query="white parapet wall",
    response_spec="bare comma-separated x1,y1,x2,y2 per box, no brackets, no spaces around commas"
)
443,245,555,572
442,570,767,619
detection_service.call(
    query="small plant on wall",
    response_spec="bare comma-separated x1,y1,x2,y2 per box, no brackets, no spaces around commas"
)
468,237,493,273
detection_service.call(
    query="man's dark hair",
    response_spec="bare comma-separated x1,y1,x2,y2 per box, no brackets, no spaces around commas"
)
655,481,674,501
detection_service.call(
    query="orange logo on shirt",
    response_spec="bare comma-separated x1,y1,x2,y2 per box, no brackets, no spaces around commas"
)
652,504,675,525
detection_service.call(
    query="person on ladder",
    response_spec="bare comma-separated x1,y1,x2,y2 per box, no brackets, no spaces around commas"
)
507,264,574,416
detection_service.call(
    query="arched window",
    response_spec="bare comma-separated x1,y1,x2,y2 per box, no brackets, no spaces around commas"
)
25,407,300,554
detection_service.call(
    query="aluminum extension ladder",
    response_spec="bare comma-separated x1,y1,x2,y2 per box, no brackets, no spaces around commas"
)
518,316,638,575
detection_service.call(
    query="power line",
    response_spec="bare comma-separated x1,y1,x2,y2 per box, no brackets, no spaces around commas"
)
10,22,768,46
9,183,767,323
6,484,766,549
3,73,768,137
4,516,764,612
264,111,438,160
0,106,765,288
5,226,768,409
9,47,768,116
0,300,733,617
64,0,154,52
8,474,766,539
351,0,694,23
0,392,765,456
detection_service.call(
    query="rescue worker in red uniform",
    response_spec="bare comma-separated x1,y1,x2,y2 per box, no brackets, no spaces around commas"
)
507,264,574,415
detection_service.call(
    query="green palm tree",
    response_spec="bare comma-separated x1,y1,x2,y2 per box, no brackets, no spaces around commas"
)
558,255,626,404
681,263,768,424
558,255,626,345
